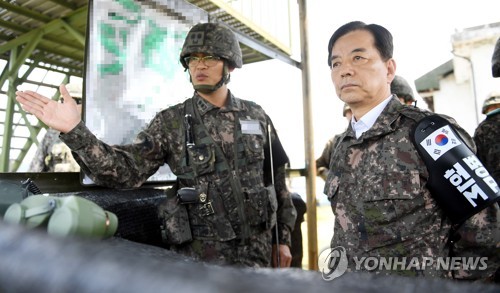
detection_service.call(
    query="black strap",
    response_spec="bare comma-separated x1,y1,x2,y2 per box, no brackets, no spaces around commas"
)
188,97,251,239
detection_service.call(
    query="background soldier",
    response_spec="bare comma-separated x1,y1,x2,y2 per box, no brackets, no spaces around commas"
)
16,23,297,268
390,75,416,105
28,83,82,172
316,103,352,181
474,92,500,184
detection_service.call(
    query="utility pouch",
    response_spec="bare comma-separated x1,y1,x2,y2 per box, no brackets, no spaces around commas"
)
177,187,200,204
158,185,192,245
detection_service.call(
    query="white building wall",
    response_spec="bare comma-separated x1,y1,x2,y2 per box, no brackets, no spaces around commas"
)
433,74,476,136
469,45,500,123
432,24,500,137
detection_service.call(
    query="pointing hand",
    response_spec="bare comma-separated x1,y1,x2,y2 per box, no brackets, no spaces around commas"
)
16,84,82,133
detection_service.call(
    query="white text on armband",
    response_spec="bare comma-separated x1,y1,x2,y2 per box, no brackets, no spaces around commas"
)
443,155,499,207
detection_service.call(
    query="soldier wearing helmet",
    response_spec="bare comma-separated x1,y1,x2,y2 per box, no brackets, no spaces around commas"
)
473,90,500,184
28,83,83,172
16,22,296,268
180,22,242,94
390,75,415,105
482,91,500,115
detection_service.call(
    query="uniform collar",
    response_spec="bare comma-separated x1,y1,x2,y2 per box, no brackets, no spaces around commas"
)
194,90,243,116
346,95,403,139
367,95,405,136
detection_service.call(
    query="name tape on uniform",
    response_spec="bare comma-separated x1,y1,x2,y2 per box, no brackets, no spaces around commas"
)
240,119,262,135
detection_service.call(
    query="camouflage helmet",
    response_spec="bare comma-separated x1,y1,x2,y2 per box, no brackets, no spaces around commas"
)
482,91,500,114
180,22,243,69
391,75,415,103
492,37,500,78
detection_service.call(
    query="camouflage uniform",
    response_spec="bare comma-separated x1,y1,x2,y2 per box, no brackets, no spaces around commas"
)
317,103,350,180
28,128,80,172
324,96,499,279
316,135,343,172
473,109,500,184
391,75,415,105
61,92,297,267
316,135,343,181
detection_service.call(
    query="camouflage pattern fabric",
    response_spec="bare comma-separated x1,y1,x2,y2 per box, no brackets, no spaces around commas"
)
324,96,499,280
473,110,500,187
180,22,243,69
390,75,415,103
29,128,80,172
61,92,296,267
316,135,341,180
316,134,346,171
173,229,272,267
316,136,336,172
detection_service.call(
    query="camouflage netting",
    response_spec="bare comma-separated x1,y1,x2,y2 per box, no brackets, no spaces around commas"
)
0,180,168,245
49,188,168,247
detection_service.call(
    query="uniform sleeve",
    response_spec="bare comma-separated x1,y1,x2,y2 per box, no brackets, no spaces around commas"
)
316,137,335,170
60,114,168,189
273,165,297,246
473,125,486,163
452,204,500,282
262,115,297,246
263,116,288,172
443,116,499,282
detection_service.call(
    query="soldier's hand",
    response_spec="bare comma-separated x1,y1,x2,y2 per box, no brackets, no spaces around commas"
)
16,84,81,133
272,244,292,268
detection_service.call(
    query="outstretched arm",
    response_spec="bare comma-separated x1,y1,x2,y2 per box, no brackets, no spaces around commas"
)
16,84,81,133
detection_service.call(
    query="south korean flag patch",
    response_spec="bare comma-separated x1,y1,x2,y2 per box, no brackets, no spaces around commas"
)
411,114,500,224
420,124,462,161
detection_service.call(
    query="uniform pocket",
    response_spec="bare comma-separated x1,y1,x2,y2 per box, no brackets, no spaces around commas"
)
187,144,215,176
243,134,265,163
158,187,193,245
186,182,236,241
243,187,269,226
361,170,423,250
325,172,341,204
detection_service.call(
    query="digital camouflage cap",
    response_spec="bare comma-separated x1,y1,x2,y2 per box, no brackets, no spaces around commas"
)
391,75,415,103
180,22,243,69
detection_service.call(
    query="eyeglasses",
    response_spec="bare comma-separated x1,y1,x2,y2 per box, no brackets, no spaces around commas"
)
184,56,221,68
